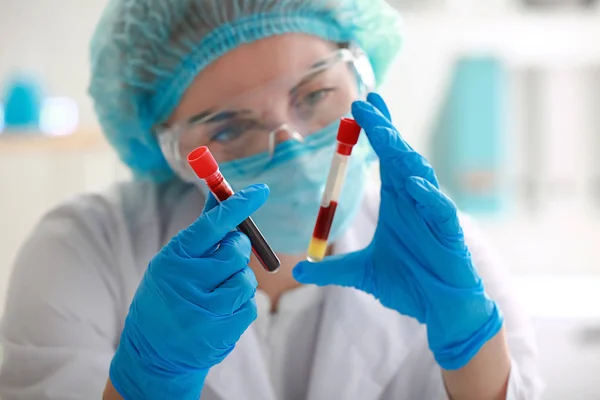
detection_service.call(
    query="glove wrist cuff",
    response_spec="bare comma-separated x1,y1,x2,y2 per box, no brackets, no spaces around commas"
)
431,302,504,370
109,331,209,400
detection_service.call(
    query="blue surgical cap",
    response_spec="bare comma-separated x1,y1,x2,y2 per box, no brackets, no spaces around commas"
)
89,0,403,181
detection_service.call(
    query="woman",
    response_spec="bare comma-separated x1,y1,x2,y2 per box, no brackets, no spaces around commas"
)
0,1,542,399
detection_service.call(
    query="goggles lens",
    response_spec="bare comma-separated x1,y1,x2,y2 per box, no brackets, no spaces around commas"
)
158,47,374,180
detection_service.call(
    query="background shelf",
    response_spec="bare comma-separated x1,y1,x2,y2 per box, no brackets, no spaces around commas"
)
400,10,600,67
0,131,107,154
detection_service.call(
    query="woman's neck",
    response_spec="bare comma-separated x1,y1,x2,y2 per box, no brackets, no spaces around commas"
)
249,252,305,312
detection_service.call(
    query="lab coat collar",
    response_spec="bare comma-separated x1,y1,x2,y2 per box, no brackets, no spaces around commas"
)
203,287,420,400
305,286,420,400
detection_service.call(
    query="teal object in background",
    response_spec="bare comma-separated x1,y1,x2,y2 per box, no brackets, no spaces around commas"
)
430,57,508,215
2,74,43,131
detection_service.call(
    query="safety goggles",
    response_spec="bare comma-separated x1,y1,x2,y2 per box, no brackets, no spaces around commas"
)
157,45,375,181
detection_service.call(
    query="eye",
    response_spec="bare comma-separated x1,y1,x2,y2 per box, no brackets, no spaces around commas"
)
300,88,335,108
210,120,259,143
211,125,245,143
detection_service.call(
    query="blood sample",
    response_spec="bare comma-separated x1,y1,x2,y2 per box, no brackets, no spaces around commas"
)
187,146,280,273
307,118,362,262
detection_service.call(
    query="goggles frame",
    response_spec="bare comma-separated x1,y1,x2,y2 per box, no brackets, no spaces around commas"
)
157,44,375,181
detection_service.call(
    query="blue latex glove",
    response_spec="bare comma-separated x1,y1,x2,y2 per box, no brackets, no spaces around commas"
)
293,93,503,370
109,184,269,399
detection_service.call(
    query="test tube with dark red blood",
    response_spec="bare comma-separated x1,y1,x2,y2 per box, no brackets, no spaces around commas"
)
307,118,362,262
187,147,280,273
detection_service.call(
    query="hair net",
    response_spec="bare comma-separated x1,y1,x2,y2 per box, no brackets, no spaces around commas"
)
89,0,403,181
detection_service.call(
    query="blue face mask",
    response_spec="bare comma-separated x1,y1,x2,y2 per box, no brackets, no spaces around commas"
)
217,120,375,254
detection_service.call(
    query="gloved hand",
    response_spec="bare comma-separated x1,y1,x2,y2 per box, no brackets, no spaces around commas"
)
109,184,269,399
293,93,503,370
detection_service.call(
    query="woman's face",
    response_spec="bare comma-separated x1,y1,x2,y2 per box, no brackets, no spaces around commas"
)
168,34,358,163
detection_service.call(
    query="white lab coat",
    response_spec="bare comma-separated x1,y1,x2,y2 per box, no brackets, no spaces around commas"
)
0,179,543,399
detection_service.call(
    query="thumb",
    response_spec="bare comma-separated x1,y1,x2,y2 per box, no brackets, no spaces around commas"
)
405,176,462,238
352,101,409,162
202,191,219,213
178,183,270,257
367,92,392,122
293,250,368,288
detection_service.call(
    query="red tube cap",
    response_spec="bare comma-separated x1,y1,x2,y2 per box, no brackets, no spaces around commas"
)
187,146,218,179
337,118,362,145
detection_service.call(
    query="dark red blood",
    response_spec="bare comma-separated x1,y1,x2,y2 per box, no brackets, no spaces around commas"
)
210,181,234,202
208,179,280,272
311,201,338,241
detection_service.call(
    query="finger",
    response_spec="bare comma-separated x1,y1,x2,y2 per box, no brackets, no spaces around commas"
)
405,176,461,237
210,231,252,265
196,231,251,289
352,100,440,187
367,92,392,122
201,193,221,256
154,229,250,294
203,267,257,316
232,297,258,324
202,191,219,213
293,250,368,289
220,298,258,342
178,183,269,257
398,153,440,189
211,298,258,349
352,101,411,161
360,125,439,189
352,100,396,138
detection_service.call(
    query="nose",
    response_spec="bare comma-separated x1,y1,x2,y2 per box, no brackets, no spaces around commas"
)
258,94,290,125
268,124,304,156
255,95,304,154
272,124,303,141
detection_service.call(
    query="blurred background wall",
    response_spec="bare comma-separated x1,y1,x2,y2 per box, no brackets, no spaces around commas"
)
1,0,599,398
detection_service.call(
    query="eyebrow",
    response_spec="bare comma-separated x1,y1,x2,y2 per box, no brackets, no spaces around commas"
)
190,109,253,125
289,63,329,100
190,59,331,125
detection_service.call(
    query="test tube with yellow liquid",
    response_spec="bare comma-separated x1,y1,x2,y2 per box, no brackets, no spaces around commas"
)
307,118,362,262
